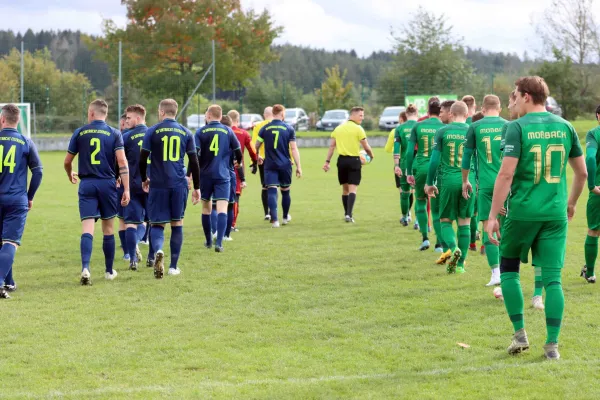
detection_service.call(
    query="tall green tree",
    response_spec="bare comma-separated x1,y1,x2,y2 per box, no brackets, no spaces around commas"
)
378,7,475,106
315,65,355,112
92,0,281,121
534,49,581,119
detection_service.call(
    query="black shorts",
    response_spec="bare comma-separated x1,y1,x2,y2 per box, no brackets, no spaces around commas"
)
259,164,266,188
337,155,362,185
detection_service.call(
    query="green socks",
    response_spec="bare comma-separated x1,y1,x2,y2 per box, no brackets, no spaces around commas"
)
431,198,444,250
457,225,470,266
441,221,456,250
542,267,564,344
415,199,429,241
534,266,543,297
585,235,598,277
400,192,410,217
501,271,525,332
483,231,499,270
470,216,478,243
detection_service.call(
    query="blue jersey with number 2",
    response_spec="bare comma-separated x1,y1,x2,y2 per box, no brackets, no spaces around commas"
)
68,120,123,180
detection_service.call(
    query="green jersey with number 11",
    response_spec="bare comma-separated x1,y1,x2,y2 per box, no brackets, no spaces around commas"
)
465,116,507,189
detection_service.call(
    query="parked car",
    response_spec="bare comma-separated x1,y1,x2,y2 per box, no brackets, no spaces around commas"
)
378,106,406,130
546,96,563,117
240,113,263,130
316,109,349,131
285,108,310,131
187,114,205,131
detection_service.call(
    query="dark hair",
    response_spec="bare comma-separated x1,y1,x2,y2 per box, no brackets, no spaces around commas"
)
406,104,418,115
125,104,146,118
399,111,407,122
350,106,364,114
471,111,484,123
461,95,476,108
440,100,455,110
515,76,549,106
273,104,285,115
596,104,600,116
428,100,441,116
220,115,232,127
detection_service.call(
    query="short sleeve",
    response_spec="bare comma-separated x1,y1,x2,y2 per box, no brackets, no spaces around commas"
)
503,122,522,158
142,129,153,152
67,130,79,155
27,138,43,170
257,126,265,142
570,125,583,158
357,126,366,141
586,129,598,151
289,126,296,142
186,132,196,154
114,130,124,151
465,125,476,149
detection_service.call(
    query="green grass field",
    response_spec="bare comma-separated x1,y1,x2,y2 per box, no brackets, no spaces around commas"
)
2,149,600,399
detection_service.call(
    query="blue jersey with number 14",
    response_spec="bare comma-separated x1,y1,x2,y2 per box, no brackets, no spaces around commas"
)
68,120,123,179
258,119,295,170
195,121,241,181
142,118,195,190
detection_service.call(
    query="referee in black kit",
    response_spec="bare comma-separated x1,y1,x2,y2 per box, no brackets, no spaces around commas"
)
323,106,374,223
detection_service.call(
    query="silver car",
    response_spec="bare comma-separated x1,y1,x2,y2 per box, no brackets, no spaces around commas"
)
378,106,406,130
316,109,349,131
285,108,310,131
187,114,205,131
240,113,264,130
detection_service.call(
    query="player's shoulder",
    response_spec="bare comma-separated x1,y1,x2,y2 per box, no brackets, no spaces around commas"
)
587,125,600,137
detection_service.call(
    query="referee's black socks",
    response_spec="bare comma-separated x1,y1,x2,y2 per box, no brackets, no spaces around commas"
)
347,193,356,217
342,195,349,215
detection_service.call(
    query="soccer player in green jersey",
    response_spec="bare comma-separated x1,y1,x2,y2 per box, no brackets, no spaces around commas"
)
487,76,587,360
394,105,418,226
425,102,474,273
461,95,507,285
462,95,476,125
582,104,600,283
462,95,482,250
406,99,444,251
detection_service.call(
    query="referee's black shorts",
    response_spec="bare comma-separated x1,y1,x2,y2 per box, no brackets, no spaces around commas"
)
337,155,362,185
259,164,266,188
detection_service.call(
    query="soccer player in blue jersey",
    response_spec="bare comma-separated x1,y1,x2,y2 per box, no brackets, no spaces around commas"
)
117,113,131,261
64,99,130,285
256,104,303,228
0,104,43,298
122,104,149,271
195,105,243,252
139,99,200,279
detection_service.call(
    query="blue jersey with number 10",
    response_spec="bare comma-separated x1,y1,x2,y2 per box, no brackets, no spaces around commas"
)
68,120,123,180
142,118,195,189
195,121,241,181
258,119,295,170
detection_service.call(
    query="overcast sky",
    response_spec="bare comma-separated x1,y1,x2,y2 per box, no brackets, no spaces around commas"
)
2,0,599,58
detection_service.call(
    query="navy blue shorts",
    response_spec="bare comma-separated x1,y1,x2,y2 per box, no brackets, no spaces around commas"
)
0,205,28,245
148,187,188,224
117,186,125,219
123,191,147,224
229,170,236,203
144,192,150,223
200,178,230,202
265,168,292,188
78,178,118,221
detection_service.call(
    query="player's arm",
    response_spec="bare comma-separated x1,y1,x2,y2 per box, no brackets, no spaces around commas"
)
255,128,264,159
116,149,129,194
405,125,418,175
425,131,442,193
384,130,395,153
461,126,476,183
586,130,598,192
27,139,43,209
290,141,302,176
245,133,258,163
64,131,79,184
568,127,587,220
358,127,373,160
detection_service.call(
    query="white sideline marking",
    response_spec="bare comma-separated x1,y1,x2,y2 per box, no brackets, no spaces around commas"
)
2,359,596,398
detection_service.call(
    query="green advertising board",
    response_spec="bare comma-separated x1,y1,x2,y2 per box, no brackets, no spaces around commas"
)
0,103,30,137
405,95,458,117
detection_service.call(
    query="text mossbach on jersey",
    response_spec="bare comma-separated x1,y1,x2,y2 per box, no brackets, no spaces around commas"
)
528,130,568,139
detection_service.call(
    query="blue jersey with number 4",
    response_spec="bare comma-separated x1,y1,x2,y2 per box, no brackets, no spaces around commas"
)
258,120,295,170
195,121,241,181
0,128,43,206
123,124,148,192
142,118,195,189
68,120,123,180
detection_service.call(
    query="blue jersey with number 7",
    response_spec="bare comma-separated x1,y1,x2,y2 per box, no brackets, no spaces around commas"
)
68,120,123,180
257,119,295,170
195,121,241,181
142,118,195,189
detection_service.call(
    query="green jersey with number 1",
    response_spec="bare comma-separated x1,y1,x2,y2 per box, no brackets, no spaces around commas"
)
409,117,444,172
394,120,417,170
465,116,507,189
433,122,470,186
503,112,582,221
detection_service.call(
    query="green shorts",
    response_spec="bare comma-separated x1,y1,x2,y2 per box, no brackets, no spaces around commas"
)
478,187,493,221
587,193,600,231
500,219,567,268
415,168,427,199
439,184,474,221
473,192,478,216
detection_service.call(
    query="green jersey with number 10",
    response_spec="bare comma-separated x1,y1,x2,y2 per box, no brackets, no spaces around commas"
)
503,112,582,221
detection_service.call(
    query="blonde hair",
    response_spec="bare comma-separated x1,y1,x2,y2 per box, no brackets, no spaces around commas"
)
90,99,108,116
482,95,501,110
450,101,469,117
125,104,147,118
1,104,20,124
227,110,240,124
461,95,476,110
159,99,178,117
207,104,223,120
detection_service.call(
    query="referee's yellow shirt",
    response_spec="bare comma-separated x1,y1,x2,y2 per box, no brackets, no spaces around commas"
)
384,129,395,153
331,120,367,156
252,119,271,158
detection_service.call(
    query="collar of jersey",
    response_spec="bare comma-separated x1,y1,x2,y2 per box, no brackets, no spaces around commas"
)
91,120,105,124
1,127,18,133
450,121,468,126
